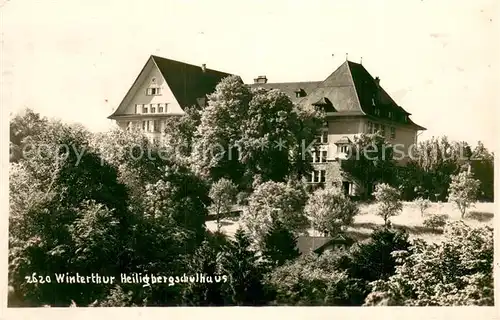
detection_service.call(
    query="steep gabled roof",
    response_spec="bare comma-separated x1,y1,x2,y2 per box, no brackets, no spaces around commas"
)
152,55,234,108
109,55,235,118
269,60,425,130
297,61,362,113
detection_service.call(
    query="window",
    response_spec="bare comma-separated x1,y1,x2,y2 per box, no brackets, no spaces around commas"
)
403,115,408,122
381,125,386,136
320,170,326,183
310,170,326,183
374,108,380,116
367,121,373,133
150,104,156,113
142,105,148,113
388,111,393,119
340,145,349,153
316,130,328,144
142,120,149,131
313,150,328,163
146,87,161,96
153,120,160,132
314,170,321,183
159,105,164,113
372,97,376,106
135,104,141,114
322,131,328,144
390,127,396,139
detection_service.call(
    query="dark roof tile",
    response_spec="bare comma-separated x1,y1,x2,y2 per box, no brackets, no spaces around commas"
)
152,55,234,108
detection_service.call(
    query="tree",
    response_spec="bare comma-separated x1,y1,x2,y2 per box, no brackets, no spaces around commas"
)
163,105,202,157
347,227,410,282
470,141,494,202
9,125,131,306
208,178,238,232
241,181,309,245
181,239,226,306
448,171,481,218
9,108,49,163
340,133,396,199
219,228,268,305
304,187,359,236
364,221,494,306
91,128,210,242
413,197,432,217
191,75,323,190
9,110,210,306
261,219,300,268
398,136,471,201
372,183,403,226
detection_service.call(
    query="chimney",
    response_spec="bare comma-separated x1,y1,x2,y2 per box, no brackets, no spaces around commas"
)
201,64,207,72
374,77,380,88
253,75,268,84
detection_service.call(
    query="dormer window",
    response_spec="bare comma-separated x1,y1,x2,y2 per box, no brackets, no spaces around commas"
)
335,136,352,156
295,88,306,98
142,105,148,113
312,97,336,113
374,108,380,116
146,87,161,96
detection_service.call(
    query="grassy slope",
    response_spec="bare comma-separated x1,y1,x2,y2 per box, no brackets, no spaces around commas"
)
206,202,495,243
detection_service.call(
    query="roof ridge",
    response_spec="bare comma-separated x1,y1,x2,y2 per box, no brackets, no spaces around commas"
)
150,54,233,76
345,61,366,116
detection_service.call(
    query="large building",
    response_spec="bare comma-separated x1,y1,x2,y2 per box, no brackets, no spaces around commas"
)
108,55,232,143
109,55,425,195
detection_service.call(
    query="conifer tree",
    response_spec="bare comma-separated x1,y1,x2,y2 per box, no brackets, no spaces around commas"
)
219,228,268,305
261,219,300,268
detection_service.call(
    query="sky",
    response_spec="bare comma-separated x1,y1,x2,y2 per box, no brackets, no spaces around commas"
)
2,0,499,150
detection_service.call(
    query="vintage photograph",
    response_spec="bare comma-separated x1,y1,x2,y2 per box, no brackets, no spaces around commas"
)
3,0,497,311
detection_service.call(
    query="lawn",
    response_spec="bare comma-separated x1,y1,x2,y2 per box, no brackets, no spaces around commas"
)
206,202,495,243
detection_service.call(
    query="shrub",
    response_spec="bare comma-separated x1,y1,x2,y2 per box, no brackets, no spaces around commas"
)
364,221,494,306
265,253,368,306
422,214,449,231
